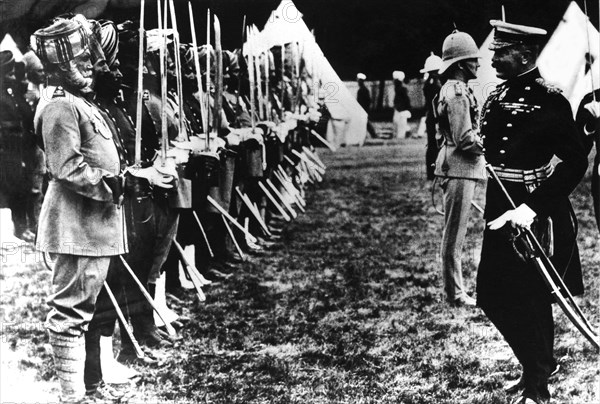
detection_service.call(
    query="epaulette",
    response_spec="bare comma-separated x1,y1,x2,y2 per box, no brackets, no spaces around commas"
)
53,86,65,98
535,78,562,94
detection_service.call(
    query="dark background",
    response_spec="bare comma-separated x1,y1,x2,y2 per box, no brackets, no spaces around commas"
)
1,0,598,80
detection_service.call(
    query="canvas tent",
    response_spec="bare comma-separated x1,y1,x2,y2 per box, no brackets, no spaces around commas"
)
251,0,368,146
0,34,23,61
474,2,600,112
538,1,600,111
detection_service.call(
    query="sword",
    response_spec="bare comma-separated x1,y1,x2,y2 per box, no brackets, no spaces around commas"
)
266,178,297,218
213,15,223,137
280,43,286,120
103,281,145,359
310,129,336,152
235,186,271,236
246,26,257,132
192,211,214,258
207,195,258,244
221,214,246,262
265,51,271,121
188,2,209,138
172,240,208,301
205,9,211,151
259,180,291,221
134,0,146,164
486,164,598,350
168,0,187,142
119,256,177,336
158,0,168,163
301,146,326,170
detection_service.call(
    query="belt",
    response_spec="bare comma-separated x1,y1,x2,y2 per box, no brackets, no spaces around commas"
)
491,163,554,187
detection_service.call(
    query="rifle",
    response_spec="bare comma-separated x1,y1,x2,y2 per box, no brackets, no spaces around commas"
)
486,164,599,350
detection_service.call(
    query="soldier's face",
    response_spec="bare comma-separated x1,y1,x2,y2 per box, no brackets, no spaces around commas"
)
462,59,480,80
491,47,523,79
61,50,94,90
96,59,122,94
29,67,45,85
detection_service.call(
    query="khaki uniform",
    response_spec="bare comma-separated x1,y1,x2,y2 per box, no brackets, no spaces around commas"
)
34,85,126,337
434,80,485,300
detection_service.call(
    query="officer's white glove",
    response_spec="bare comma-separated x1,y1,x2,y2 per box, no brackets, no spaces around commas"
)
488,203,536,230
167,147,190,164
225,132,240,147
127,166,174,189
584,100,600,119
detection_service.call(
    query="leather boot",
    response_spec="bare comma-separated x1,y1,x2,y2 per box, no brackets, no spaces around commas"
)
49,331,86,403
83,328,102,396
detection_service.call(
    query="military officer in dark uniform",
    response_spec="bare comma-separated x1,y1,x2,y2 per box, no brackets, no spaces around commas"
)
476,20,588,404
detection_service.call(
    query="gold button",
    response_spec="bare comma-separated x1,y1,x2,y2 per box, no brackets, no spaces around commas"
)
519,98,525,102
512,111,517,115
500,150,506,154
506,123,512,127
500,163,506,167
502,137,508,141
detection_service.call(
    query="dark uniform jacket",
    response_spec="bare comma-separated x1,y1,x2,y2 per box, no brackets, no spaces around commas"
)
357,86,371,112
0,82,38,199
477,68,588,304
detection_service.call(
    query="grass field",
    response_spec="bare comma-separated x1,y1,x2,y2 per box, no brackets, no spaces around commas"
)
1,136,599,403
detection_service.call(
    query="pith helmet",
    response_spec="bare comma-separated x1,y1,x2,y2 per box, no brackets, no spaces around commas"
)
392,70,405,81
439,30,480,75
420,52,442,73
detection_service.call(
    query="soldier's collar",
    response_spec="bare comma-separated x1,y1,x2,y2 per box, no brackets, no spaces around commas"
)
504,66,541,87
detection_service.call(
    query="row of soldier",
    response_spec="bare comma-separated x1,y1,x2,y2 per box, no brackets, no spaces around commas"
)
7,6,332,403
